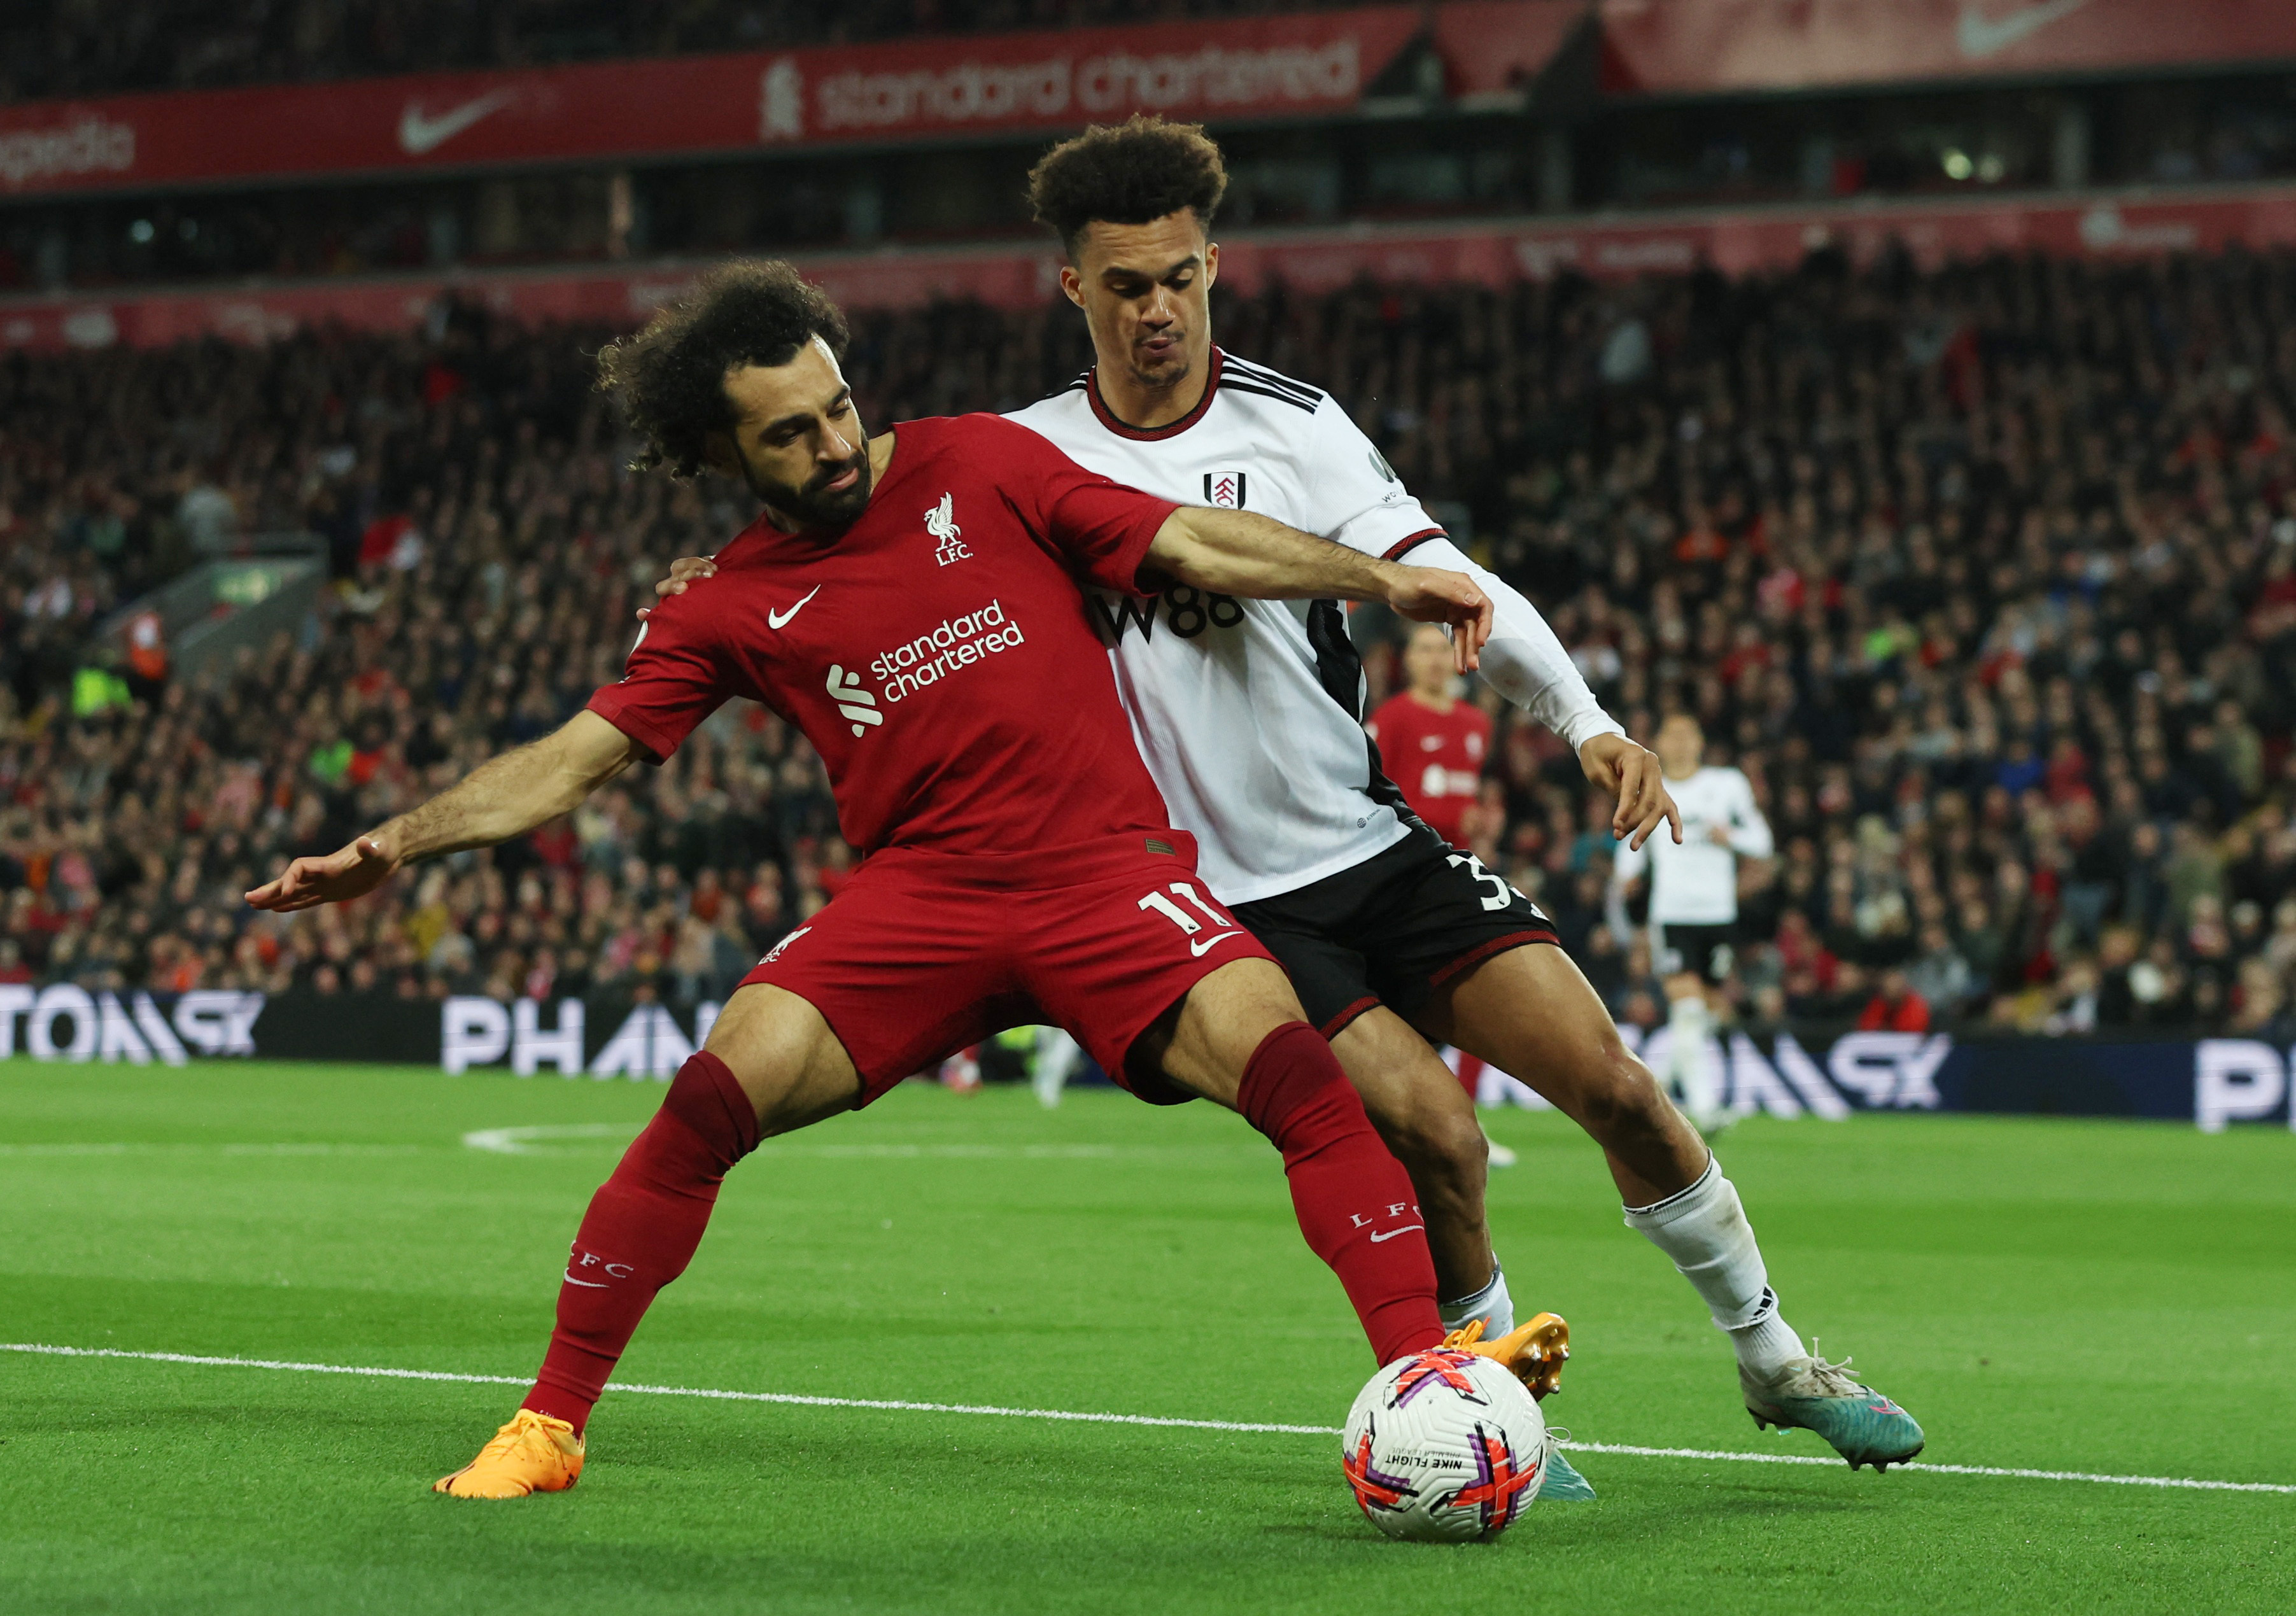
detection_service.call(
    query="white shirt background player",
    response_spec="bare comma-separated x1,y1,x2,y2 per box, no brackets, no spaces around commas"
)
1611,713,1775,1134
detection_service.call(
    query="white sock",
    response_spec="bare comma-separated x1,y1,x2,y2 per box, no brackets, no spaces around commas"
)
1622,1158,1806,1379
1665,994,1718,1120
1438,1262,1516,1337
1031,1026,1081,1108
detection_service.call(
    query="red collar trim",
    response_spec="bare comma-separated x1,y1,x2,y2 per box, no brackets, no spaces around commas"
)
1085,348,1223,440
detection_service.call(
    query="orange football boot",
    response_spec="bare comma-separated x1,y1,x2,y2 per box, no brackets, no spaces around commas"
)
1442,1312,1571,1400
433,1409,584,1499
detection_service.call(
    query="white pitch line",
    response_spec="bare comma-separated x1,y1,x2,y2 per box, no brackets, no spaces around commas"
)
0,1344,1330,1435
6,1342,2292,1496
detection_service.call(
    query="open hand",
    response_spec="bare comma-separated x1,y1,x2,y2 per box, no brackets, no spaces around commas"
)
637,555,717,620
1383,568,1493,671
1581,734,1682,852
244,834,399,912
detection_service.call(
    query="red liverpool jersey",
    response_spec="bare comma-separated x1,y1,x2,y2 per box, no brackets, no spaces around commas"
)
1365,691,1491,844
586,414,1181,859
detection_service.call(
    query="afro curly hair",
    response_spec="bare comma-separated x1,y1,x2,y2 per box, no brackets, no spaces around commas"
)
1026,115,1229,258
596,258,850,478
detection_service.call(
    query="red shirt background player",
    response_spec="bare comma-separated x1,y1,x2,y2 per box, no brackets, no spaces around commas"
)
1366,622,1492,845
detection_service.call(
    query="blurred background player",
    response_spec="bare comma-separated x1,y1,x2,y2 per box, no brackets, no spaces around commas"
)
1364,622,1493,851
1363,623,1517,1167
1028,1024,1087,1107
1612,713,1776,1135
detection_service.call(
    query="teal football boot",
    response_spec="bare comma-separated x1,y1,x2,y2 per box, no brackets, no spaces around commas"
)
1537,1442,1597,1502
1742,1354,1924,1471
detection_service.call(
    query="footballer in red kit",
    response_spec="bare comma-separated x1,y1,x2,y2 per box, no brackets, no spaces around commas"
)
588,409,1274,1096
1365,622,1495,847
248,260,1569,1501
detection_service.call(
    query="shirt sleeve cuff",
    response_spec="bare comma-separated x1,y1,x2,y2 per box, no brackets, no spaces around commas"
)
583,690,677,764
1561,711,1628,754
1109,497,1181,594
1381,528,1448,561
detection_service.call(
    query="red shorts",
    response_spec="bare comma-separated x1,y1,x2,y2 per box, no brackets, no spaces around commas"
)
740,829,1278,1106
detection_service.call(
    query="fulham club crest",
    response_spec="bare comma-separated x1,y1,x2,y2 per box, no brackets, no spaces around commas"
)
1203,471,1248,509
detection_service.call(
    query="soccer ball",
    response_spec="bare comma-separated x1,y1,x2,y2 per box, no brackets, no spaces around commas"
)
1342,1347,1547,1542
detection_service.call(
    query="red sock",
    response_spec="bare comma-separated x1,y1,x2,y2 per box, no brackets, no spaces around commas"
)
1453,1051,1485,1101
1236,1021,1445,1365
521,1050,759,1434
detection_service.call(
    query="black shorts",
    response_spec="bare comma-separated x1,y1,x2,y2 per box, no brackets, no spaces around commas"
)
1230,828,1561,1037
1659,922,1737,985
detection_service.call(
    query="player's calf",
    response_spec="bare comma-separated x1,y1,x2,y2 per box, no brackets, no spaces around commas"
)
1330,1007,1505,1321
1227,1019,1448,1365
442,986,863,1496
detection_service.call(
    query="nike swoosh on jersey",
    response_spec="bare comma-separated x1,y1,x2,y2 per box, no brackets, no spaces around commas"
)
1190,931,1244,957
1955,0,2090,60
769,584,822,629
397,90,518,155
1368,1224,1426,1243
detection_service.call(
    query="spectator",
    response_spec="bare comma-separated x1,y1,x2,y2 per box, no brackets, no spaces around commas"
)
1903,921,1972,1016
10,246,2296,1037
1857,967,1931,1032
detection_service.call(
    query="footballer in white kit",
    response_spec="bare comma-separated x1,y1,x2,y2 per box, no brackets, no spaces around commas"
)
656,116,1926,1474
1613,713,1777,1135
1613,725,1777,983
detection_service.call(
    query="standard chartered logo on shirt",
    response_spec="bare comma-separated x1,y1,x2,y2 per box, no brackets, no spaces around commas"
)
861,600,1027,708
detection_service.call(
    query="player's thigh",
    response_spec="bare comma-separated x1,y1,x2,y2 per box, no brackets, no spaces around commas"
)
1351,833,1561,1025
1416,941,1658,1130
702,981,866,1135
1022,854,1302,1108
1143,955,1312,1109
1328,1002,1484,1168
739,869,1013,1109
1225,904,1381,1041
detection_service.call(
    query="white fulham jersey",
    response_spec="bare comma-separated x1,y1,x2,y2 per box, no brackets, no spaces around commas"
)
1611,766,1773,925
1006,350,1443,903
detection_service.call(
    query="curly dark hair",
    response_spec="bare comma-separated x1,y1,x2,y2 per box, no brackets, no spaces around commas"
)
1025,115,1229,257
596,258,851,477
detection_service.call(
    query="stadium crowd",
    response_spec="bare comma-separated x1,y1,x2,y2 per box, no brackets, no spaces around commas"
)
8,245,2296,1037
1,0,1353,101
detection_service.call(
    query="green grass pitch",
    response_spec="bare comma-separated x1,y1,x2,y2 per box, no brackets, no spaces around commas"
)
1,1057,2290,1614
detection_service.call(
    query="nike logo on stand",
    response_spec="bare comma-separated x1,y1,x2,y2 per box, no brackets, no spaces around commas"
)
1190,931,1244,958
398,90,518,154
769,585,822,629
1955,0,2090,60
1369,1225,1426,1243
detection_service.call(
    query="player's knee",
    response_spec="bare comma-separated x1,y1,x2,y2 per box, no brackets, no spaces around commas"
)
1574,1040,1670,1143
1236,1021,1362,1142
1379,1091,1486,1190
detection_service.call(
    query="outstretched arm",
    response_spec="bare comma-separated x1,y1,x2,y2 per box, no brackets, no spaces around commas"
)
244,711,645,912
1146,507,1493,670
1403,535,1681,853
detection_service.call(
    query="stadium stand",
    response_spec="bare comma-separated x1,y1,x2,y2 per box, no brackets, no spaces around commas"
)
8,248,2296,1036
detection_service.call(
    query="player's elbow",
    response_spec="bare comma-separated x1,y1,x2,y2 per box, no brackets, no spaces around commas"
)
1146,521,1230,594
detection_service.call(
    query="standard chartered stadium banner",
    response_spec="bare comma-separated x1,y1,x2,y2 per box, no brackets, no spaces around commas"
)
2,984,2291,1132
0,3,1575,199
